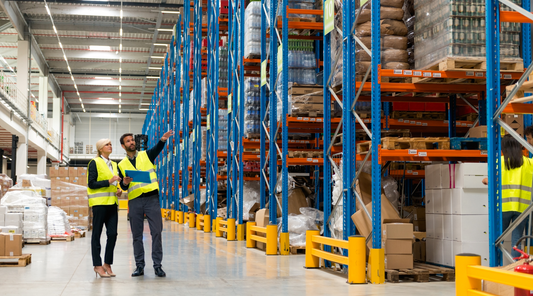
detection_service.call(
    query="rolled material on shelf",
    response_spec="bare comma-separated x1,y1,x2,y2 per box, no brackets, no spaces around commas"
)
356,7,405,24
358,36,409,50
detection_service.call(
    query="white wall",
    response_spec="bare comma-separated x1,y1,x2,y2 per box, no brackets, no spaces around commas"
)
74,116,143,158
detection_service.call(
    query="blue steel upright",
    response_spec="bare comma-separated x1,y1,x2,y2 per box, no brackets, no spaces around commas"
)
193,0,203,214
268,0,278,223
370,0,382,251
259,0,267,209
182,2,192,212
281,0,289,240
174,28,182,212
237,0,244,227
342,0,356,241
226,0,234,220
522,0,532,129
322,0,332,247
486,0,502,267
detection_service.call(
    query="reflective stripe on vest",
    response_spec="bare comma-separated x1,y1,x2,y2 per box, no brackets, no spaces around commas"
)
118,151,159,200
502,184,533,192
87,157,118,207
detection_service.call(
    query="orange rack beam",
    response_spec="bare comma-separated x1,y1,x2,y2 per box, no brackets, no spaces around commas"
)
389,170,425,178
380,69,523,81
356,149,487,163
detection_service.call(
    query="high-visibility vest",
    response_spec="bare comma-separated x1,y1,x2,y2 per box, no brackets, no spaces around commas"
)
501,156,533,213
87,157,118,207
118,151,159,200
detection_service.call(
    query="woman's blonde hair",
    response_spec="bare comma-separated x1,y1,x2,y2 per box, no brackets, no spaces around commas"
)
96,138,112,157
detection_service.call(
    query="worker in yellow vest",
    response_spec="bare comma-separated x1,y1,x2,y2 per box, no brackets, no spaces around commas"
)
483,135,532,258
87,138,121,278
118,130,174,277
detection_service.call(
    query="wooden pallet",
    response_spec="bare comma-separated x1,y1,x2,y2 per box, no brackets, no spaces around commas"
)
390,111,447,121
51,235,75,242
24,238,50,245
450,137,488,150
390,162,427,171
357,137,450,153
0,254,32,267
276,16,316,23
423,57,524,72
290,245,306,255
386,263,455,283
74,231,86,238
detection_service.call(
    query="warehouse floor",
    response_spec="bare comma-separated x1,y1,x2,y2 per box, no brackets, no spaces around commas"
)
0,211,455,295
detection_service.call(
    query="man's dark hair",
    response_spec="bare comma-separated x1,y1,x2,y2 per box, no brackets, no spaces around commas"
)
525,125,533,138
120,133,134,145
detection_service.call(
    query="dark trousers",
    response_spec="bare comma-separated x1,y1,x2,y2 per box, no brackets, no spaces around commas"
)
128,195,163,269
91,204,118,266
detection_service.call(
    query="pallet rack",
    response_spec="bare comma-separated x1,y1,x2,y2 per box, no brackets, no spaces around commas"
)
140,0,533,283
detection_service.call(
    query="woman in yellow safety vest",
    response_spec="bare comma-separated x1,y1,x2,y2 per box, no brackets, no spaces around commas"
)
87,139,122,278
483,135,532,258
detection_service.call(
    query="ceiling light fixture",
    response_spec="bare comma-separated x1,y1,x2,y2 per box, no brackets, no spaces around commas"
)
149,67,162,70
161,10,180,14
153,43,169,47
45,5,51,15
151,56,165,59
95,77,112,80
156,28,174,32
120,28,123,36
89,45,111,51
120,9,123,19
139,108,148,111
147,76,160,79
53,25,57,33
59,42,63,48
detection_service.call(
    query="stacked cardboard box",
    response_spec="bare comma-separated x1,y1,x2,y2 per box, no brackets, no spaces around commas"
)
51,176,89,230
425,163,489,267
383,222,414,269
403,206,426,232
0,233,22,256
0,174,13,199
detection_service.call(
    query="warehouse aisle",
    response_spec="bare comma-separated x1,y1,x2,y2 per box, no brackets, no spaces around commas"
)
0,211,455,295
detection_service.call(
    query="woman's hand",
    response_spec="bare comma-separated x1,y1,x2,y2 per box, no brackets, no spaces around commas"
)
482,178,488,185
116,189,122,197
109,175,121,184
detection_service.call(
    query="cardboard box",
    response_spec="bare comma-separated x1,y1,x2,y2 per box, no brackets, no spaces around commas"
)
451,188,488,215
51,177,62,188
453,215,489,242
59,167,69,177
413,220,426,232
382,223,413,240
385,254,413,269
274,187,309,217
502,114,524,137
356,173,374,211
61,206,71,216
468,126,487,138
49,166,59,178
78,178,88,187
402,206,425,221
443,215,453,240
440,163,488,189
383,239,412,254
69,167,79,177
413,231,426,241
0,233,5,256
4,233,21,256
21,179,32,187
351,194,401,239
425,165,442,189
78,167,88,177
51,195,62,207
79,206,89,217
71,177,80,185
60,177,71,183
413,240,426,262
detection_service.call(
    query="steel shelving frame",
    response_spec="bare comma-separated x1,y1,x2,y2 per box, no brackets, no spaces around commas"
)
182,0,192,215
205,0,220,230
225,0,245,240
192,0,203,217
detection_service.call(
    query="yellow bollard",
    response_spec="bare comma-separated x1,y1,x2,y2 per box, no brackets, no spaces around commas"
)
178,211,184,224
170,210,175,221
184,211,188,223
369,248,385,284
204,215,211,232
196,214,203,230
279,232,290,255
189,212,196,228
347,235,366,284
237,224,245,241
304,230,320,268
266,224,278,255
161,208,165,218
227,218,236,241
246,222,256,248
215,217,222,237
455,254,482,296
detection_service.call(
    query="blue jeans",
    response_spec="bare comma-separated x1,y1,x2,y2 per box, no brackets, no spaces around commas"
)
502,211,529,258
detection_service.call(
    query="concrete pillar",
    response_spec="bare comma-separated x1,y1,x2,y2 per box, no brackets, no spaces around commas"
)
2,158,7,175
17,40,29,109
53,97,60,132
38,76,48,117
16,142,28,177
36,149,46,175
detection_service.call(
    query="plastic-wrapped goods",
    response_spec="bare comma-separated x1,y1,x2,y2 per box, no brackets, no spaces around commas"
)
219,46,229,89
330,0,343,87
240,181,260,221
201,126,207,161
47,206,72,237
414,0,522,70
1,190,48,240
277,210,321,247
244,77,261,138
356,7,405,24
244,2,261,58
218,109,228,150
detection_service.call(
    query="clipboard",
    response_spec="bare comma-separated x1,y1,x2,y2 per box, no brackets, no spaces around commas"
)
125,170,151,183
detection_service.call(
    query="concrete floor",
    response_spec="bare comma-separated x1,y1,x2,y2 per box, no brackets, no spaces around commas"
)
0,211,455,295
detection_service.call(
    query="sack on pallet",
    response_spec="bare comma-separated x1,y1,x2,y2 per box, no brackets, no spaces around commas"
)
356,49,408,63
358,36,408,50
356,7,405,24
356,20,408,37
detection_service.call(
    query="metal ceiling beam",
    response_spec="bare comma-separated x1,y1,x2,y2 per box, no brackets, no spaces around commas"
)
50,72,160,78
14,0,183,9
26,20,173,34
139,11,162,108
0,0,26,40
33,36,171,48
0,21,12,32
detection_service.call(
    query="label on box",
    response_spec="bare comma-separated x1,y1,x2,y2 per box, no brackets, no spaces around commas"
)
408,150,417,155
418,152,428,156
